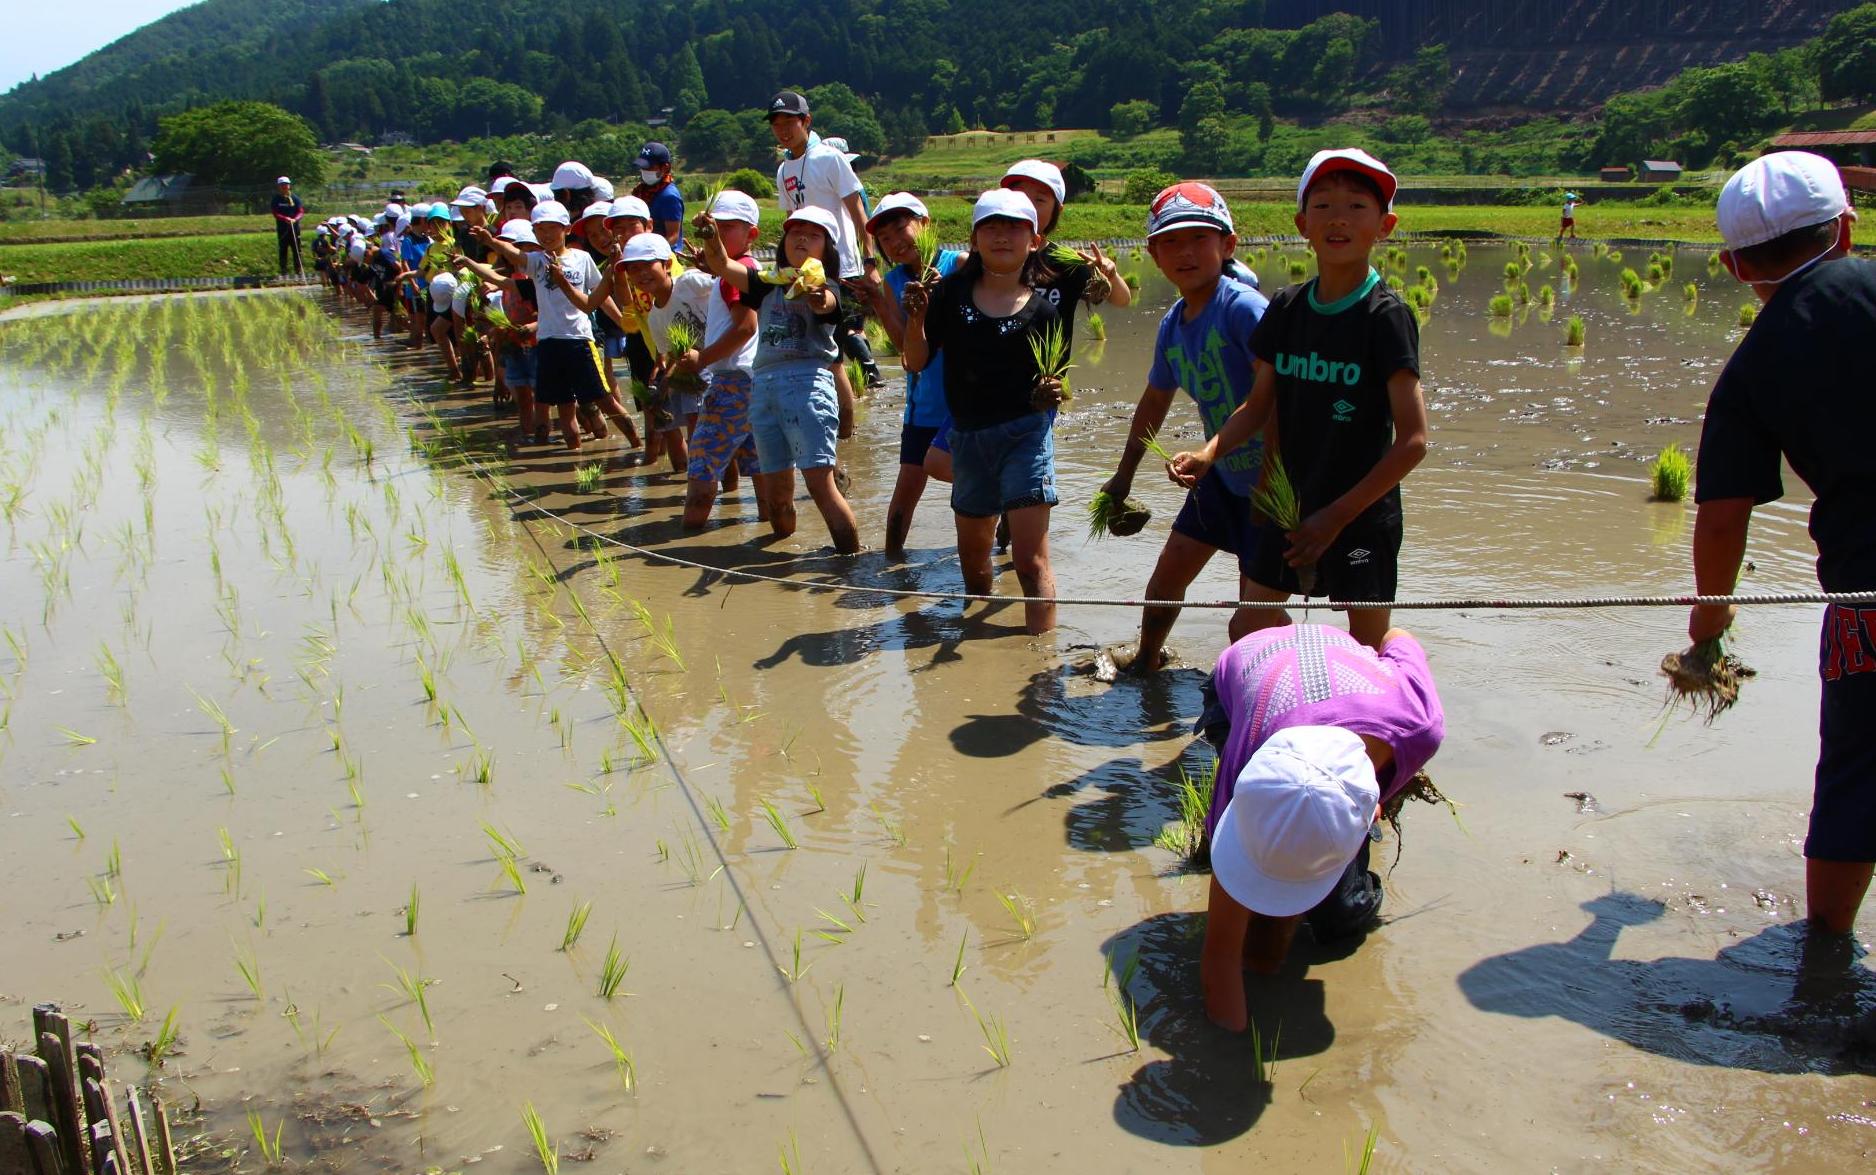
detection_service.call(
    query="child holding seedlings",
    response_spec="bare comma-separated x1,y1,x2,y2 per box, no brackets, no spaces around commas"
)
1099,183,1268,676
901,189,1066,635
1687,151,1876,939
855,192,965,558
675,191,761,527
622,230,716,474
459,220,544,443
1194,622,1445,1031
1170,149,1428,650
470,200,634,453
697,205,861,553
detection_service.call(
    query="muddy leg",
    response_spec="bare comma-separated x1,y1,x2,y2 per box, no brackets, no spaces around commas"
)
884,464,929,559
803,466,860,554
1005,504,1057,635
1806,859,1874,935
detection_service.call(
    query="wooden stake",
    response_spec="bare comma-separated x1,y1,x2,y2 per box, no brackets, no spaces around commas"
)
14,1055,54,1133
122,1089,154,1175
36,1033,85,1175
1,1052,22,1115
145,1096,173,1175
25,1119,66,1175
0,1109,33,1173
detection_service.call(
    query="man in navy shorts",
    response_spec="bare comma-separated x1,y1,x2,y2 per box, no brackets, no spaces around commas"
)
1690,152,1875,939
1099,183,1269,675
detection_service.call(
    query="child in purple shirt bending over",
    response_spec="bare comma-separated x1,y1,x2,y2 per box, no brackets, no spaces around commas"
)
1194,622,1444,1032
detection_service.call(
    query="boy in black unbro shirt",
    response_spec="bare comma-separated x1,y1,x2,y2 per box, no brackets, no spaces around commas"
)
1173,148,1428,649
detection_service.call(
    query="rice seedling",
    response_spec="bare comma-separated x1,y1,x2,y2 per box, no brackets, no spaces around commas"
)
843,864,868,922
1487,294,1513,318
234,943,264,1000
253,891,267,929
1345,1125,1380,1174
304,867,338,887
574,462,603,493
585,1018,637,1093
220,765,238,796
649,615,686,671
416,655,437,704
779,1130,805,1175
1107,953,1142,1051
1026,320,1074,404
560,899,593,951
759,798,800,849
1086,489,1149,540
143,1005,181,1067
56,725,97,746
105,839,122,879
67,815,85,840
96,641,126,704
1249,1016,1282,1085
497,854,528,895
190,687,237,755
804,779,827,814
1708,250,1725,276
1138,426,1178,466
781,929,814,983
379,1016,435,1087
1250,450,1301,533
382,958,436,1036
1086,311,1107,341
1153,758,1216,861
944,845,977,895
960,990,1013,1067
247,1111,285,1168
1659,635,1757,724
103,966,147,1022
597,933,631,998
998,891,1037,941
704,794,732,833
950,930,969,986
871,802,908,847
913,221,942,281
824,983,845,1052
1565,315,1586,347
1682,281,1699,304
1619,267,1645,299
1287,259,1307,280
1536,283,1555,309
1738,303,1758,328
1650,443,1692,502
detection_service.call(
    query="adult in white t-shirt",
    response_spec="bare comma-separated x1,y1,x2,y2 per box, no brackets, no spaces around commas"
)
767,90,874,280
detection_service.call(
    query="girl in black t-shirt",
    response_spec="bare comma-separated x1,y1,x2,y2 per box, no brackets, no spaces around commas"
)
902,190,1066,635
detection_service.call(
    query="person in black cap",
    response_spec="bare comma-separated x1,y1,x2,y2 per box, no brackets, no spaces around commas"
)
488,161,516,186
632,143,685,249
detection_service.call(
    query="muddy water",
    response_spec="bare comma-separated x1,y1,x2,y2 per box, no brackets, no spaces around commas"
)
1,245,1870,1175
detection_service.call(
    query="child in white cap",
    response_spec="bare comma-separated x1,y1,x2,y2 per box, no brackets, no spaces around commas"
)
1688,150,1874,941
1196,622,1445,1031
677,190,763,526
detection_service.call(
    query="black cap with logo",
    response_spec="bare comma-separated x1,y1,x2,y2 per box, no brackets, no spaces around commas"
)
767,91,810,120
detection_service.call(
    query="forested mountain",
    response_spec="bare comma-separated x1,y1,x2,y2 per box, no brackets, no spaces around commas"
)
2,0,1868,191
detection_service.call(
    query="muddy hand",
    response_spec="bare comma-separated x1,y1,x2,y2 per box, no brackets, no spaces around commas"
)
901,280,929,318
1688,603,1736,644
1168,451,1209,489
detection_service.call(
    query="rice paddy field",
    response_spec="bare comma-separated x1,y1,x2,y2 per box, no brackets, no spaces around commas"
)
1,241,1872,1172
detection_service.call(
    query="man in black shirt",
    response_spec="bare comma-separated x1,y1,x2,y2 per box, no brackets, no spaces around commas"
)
1691,151,1873,937
271,176,305,276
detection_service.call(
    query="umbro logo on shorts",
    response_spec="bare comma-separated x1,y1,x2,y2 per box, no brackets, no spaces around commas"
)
1346,548,1372,565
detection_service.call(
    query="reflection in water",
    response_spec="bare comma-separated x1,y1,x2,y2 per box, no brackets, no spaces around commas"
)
1459,893,1876,1075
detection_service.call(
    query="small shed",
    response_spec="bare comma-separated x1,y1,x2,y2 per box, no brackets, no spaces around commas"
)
1639,160,1683,183
1598,165,1630,182
121,174,195,206
1767,129,1876,169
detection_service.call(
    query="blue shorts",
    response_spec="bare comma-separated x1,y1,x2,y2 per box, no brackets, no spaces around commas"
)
751,364,840,474
1172,470,1260,578
948,412,1057,519
901,421,943,467
502,346,537,388
930,425,953,455
1812,604,1876,861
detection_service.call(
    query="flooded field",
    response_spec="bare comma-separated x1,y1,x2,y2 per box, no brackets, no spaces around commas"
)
2,242,1871,1173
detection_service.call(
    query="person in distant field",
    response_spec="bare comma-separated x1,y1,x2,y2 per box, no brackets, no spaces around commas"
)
1100,183,1268,676
1559,191,1581,240
272,176,305,276
1688,151,1876,943
633,142,686,250
1170,148,1429,651
1195,623,1444,1032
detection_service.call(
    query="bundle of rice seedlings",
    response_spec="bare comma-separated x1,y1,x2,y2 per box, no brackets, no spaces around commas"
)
1565,315,1586,346
1660,637,1756,724
1027,320,1074,406
482,304,514,332
1139,428,1177,465
1738,303,1758,328
1488,294,1514,318
1649,443,1691,501
914,222,942,283
690,177,731,240
1252,451,1313,595
1087,491,1150,539
662,319,705,392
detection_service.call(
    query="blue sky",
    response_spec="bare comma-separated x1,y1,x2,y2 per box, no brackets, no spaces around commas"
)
3,1,199,93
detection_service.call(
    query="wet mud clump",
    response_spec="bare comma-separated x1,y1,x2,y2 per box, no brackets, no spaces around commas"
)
1087,491,1151,539
1660,638,1756,724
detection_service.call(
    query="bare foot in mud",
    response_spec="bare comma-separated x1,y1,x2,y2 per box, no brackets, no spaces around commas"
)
1093,645,1175,683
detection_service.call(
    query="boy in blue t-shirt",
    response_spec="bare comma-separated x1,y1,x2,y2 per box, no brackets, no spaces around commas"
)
1172,149,1428,650
856,192,965,558
1101,183,1268,675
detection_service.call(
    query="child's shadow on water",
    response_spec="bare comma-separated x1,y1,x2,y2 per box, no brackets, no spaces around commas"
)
1458,892,1876,1075
1101,912,1348,1147
949,664,1206,759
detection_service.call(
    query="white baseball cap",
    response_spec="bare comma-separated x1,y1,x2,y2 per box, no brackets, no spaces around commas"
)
605,195,651,222
529,183,555,204
551,161,595,191
492,176,532,201
393,214,412,235
531,200,571,226
1717,151,1852,252
971,187,1039,230
578,201,612,222
276,176,292,185
1210,726,1379,917
620,232,673,263
1001,159,1065,207
498,220,539,246
451,185,488,208
592,176,615,201
1297,148,1398,211
783,205,843,239
866,192,929,233
709,190,762,226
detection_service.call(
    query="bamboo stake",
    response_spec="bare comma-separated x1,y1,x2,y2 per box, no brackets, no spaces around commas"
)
34,1032,85,1175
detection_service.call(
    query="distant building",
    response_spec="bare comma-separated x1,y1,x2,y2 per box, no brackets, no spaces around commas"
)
1598,165,1631,183
1639,160,1683,183
120,173,222,215
6,157,46,182
1767,130,1876,169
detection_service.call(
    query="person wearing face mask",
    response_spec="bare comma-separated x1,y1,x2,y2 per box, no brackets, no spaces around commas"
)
633,143,685,251
1687,151,1876,946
